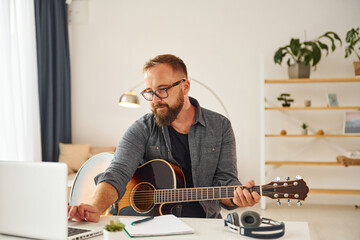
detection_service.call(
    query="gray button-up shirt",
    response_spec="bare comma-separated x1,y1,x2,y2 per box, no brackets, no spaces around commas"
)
95,97,240,218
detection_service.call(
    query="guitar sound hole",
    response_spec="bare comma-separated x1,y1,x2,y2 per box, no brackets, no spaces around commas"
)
132,183,155,213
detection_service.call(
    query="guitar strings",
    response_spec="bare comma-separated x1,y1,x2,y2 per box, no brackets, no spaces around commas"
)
117,186,298,196
114,184,301,204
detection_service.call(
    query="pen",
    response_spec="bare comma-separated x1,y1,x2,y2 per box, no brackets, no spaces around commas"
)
131,216,154,226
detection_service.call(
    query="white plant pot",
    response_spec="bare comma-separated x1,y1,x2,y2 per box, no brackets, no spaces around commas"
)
103,229,124,240
302,129,308,135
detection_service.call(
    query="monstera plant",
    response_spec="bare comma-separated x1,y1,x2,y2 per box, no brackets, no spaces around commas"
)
274,31,342,78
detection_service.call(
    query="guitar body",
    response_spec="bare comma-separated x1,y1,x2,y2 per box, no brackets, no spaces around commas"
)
117,159,185,216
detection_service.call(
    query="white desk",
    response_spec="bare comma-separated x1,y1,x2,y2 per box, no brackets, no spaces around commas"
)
85,216,310,240
0,216,310,240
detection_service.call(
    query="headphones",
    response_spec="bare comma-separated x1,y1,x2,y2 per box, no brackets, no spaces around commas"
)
224,211,285,239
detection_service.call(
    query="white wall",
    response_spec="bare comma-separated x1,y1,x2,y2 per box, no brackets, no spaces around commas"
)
69,0,360,205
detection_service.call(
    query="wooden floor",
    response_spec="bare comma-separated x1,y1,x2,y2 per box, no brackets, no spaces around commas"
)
221,203,360,240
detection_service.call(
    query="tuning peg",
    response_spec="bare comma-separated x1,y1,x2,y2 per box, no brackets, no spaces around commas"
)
295,175,302,180
275,176,281,181
286,176,290,181
297,200,302,207
277,199,281,206
287,199,291,206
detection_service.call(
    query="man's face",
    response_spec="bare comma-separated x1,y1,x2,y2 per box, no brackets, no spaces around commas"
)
143,64,185,126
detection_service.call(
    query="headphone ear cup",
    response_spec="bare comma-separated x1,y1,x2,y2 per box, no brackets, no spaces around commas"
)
230,212,240,226
240,211,261,227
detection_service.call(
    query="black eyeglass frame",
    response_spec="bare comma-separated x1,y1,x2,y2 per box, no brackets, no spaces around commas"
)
140,79,185,101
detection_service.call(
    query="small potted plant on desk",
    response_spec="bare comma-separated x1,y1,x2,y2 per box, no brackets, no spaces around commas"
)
277,93,294,107
344,27,360,76
274,31,342,78
103,220,125,240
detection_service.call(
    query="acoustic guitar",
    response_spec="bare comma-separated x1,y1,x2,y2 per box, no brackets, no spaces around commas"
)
115,159,309,216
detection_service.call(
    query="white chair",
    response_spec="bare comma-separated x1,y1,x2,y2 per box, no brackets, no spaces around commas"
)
69,152,113,206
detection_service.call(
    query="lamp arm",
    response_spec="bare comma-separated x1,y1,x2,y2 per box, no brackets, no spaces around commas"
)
189,77,230,119
129,81,144,92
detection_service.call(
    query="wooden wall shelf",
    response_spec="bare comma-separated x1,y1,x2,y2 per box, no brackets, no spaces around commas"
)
265,161,343,166
265,78,360,84
265,134,360,138
309,188,360,195
265,106,360,110
261,77,360,208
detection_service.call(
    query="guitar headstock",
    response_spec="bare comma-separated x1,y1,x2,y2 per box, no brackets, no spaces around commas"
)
262,178,309,203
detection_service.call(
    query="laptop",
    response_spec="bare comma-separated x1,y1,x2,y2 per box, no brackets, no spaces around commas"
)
0,161,103,240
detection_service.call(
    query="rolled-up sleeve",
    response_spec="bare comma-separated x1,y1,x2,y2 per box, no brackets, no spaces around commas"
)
95,116,150,202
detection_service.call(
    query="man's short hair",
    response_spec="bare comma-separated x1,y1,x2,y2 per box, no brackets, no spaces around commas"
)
143,54,188,78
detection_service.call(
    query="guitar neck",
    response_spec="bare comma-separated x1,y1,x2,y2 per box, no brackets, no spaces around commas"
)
154,185,261,204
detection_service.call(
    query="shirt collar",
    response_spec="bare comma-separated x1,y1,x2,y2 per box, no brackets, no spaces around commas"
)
189,96,206,127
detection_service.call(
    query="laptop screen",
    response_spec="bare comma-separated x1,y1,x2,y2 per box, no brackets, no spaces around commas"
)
0,161,68,239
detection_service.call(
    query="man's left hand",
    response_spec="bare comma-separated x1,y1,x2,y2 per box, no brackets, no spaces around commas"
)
232,180,261,207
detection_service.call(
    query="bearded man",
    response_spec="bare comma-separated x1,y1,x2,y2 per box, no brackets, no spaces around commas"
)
68,54,260,222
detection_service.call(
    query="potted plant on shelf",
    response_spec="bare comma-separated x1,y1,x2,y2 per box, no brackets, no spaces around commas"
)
103,220,125,240
302,123,308,135
277,93,294,107
274,31,342,78
344,27,360,76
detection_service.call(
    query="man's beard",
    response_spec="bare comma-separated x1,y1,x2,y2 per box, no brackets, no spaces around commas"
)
152,91,184,127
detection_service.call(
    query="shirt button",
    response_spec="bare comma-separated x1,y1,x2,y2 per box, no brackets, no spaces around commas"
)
212,148,215,152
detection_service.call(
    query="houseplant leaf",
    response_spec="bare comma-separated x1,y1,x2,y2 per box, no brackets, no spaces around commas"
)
304,42,321,66
290,38,300,56
317,41,329,56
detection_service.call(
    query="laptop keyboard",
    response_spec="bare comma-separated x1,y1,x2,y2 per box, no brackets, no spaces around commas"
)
68,227,91,237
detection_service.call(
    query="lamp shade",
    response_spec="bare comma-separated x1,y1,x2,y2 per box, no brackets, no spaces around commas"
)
118,91,140,108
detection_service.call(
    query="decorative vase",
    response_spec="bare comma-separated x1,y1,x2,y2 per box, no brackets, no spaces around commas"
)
302,129,308,135
354,61,360,77
317,129,325,135
288,62,311,79
103,230,124,240
305,100,311,107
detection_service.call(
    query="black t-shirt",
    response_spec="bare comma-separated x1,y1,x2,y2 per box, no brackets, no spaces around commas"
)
168,126,206,218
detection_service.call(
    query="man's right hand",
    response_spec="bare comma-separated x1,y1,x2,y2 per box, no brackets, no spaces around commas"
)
68,203,101,223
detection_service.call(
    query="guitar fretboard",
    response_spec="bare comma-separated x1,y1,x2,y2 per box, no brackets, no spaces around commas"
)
154,186,261,203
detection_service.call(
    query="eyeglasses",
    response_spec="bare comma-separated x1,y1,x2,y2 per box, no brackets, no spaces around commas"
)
140,79,185,101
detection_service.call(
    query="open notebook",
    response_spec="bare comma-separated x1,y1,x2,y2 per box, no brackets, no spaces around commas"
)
120,214,194,237
0,161,103,240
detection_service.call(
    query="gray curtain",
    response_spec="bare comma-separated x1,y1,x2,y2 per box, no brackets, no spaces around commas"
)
34,0,72,162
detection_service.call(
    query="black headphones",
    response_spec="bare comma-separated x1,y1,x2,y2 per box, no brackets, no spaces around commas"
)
224,211,285,239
